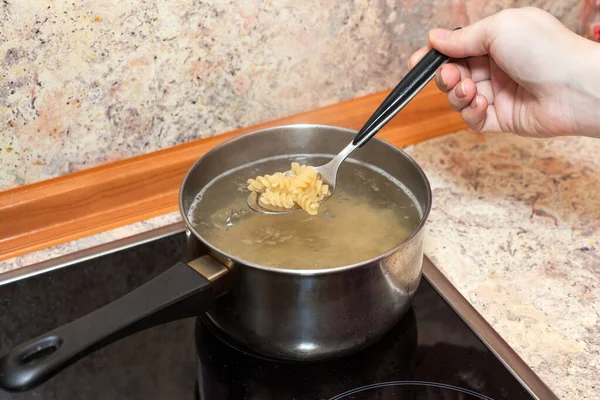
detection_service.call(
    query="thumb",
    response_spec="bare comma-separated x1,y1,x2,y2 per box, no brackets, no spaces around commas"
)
428,21,493,58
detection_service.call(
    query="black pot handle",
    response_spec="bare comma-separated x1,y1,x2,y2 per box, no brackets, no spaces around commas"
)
0,256,228,392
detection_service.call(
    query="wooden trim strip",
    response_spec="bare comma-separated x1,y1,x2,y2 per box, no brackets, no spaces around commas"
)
0,82,465,261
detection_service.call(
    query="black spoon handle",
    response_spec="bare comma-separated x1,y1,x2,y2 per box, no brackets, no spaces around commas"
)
352,47,450,147
353,26,463,148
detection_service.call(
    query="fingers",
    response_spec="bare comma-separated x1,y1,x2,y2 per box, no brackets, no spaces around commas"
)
460,94,502,133
448,78,477,111
435,65,458,92
409,46,487,98
435,62,470,92
428,17,494,58
408,40,499,133
473,80,494,104
409,47,469,97
465,56,492,82
461,94,488,131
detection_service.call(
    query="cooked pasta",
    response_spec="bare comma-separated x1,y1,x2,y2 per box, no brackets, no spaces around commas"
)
247,172,290,192
259,191,295,209
310,179,329,197
294,191,320,215
190,157,422,270
247,162,330,215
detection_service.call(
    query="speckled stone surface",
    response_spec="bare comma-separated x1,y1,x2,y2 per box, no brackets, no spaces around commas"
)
404,131,600,400
2,129,598,399
0,0,582,190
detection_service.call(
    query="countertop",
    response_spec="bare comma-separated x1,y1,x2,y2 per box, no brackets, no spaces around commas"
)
1,129,599,399
408,131,599,400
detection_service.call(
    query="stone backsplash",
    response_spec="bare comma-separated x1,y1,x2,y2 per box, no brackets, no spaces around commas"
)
0,0,581,190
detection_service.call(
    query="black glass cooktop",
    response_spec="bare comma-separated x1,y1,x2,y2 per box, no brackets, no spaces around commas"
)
0,231,542,399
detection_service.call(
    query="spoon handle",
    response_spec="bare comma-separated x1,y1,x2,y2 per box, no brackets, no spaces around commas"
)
352,48,451,147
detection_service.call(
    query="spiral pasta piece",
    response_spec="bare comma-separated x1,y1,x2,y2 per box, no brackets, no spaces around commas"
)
290,171,316,192
247,172,290,192
247,162,330,215
259,191,295,209
310,179,329,196
294,191,320,215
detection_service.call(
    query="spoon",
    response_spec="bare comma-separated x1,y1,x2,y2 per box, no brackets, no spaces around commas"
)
248,47,451,215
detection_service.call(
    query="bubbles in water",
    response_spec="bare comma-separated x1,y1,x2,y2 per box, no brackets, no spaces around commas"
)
188,154,422,270
209,207,249,229
322,210,336,221
253,226,293,245
225,209,247,227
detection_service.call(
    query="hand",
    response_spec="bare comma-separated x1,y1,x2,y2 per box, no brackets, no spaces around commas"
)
409,7,600,139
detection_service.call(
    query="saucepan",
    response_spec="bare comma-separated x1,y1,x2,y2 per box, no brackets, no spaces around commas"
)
0,124,431,392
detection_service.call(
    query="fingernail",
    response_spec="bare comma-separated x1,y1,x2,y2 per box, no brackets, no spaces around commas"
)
456,81,466,98
470,95,480,109
439,68,447,87
430,28,451,40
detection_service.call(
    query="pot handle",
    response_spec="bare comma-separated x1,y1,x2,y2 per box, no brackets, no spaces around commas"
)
0,256,228,392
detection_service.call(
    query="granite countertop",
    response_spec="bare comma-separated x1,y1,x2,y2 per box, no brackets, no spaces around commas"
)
405,131,599,400
1,129,599,399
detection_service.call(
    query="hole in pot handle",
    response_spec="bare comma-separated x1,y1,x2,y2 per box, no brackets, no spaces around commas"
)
0,256,229,392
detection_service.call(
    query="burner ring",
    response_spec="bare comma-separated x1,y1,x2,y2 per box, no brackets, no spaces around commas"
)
329,380,497,400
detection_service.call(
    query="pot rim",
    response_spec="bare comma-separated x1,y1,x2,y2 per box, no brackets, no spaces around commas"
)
179,123,432,276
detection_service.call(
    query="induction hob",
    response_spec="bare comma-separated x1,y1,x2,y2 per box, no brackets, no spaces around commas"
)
0,224,558,399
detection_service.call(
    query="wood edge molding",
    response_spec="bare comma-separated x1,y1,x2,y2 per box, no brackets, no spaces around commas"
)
0,82,466,261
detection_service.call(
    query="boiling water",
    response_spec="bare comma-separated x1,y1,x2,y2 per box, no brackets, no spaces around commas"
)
188,155,422,270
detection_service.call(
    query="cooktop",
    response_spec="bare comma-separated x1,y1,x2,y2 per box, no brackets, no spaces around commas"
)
0,225,557,399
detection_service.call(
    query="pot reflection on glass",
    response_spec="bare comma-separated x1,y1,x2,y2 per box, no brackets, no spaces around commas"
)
0,125,431,392
195,309,419,399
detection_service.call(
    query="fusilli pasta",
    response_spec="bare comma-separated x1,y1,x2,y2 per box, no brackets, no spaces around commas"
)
247,172,289,192
259,191,295,209
247,162,330,215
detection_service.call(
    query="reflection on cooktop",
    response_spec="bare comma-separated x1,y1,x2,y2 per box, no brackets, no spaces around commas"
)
195,279,533,400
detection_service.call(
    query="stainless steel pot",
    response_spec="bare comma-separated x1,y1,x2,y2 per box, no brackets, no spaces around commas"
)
0,124,431,392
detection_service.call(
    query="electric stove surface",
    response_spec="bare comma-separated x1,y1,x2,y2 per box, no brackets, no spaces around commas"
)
0,231,545,399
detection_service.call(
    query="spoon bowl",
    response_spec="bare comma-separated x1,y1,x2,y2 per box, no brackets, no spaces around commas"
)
247,191,331,215
246,142,355,215
247,47,451,215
